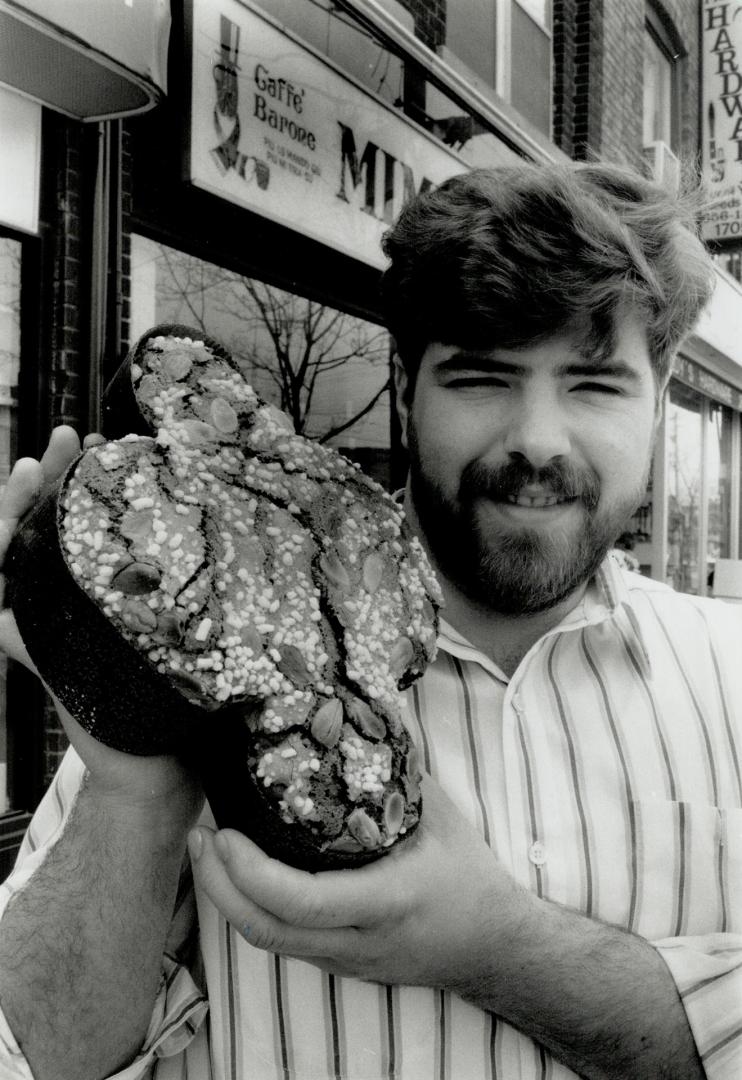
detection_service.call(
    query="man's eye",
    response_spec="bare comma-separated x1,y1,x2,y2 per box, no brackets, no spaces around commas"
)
445,376,509,388
573,382,622,395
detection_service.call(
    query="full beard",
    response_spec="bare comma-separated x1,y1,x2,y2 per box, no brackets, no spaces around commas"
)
408,450,646,617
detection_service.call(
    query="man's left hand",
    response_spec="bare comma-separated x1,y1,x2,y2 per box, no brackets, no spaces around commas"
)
188,776,525,986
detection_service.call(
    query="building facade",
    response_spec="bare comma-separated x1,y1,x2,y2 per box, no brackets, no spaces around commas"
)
1,0,740,871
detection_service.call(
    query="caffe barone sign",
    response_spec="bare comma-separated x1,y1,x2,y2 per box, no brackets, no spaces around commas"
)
702,0,742,243
188,0,467,269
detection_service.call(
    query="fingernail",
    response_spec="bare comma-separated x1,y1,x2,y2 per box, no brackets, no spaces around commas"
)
187,828,203,861
214,832,230,861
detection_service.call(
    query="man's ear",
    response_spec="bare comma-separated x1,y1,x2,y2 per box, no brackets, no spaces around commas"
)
392,354,410,450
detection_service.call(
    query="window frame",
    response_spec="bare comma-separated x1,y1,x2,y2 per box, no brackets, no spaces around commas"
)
643,3,683,152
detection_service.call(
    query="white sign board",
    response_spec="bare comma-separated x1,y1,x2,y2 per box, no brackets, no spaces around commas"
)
0,86,40,234
701,0,742,243
188,0,467,268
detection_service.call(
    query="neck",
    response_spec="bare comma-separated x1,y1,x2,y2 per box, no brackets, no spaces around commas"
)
439,583,587,677
403,488,588,677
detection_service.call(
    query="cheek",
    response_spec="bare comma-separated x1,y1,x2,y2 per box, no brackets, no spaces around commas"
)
591,414,655,496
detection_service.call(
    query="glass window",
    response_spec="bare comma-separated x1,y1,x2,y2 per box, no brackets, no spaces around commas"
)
445,0,497,88
511,0,552,134
0,236,21,815
707,401,733,587
131,235,393,486
666,381,703,593
643,21,674,147
257,0,413,110
515,0,550,26
445,0,552,136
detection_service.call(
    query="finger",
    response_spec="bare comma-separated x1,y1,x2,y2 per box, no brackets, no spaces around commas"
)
0,458,44,558
212,828,393,929
189,827,361,958
83,433,106,450
39,426,81,486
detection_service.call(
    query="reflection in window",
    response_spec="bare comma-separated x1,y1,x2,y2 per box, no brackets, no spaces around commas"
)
511,1,552,134
259,0,526,164
445,0,552,136
0,237,21,814
258,0,413,109
131,235,392,486
666,381,703,593
707,401,733,586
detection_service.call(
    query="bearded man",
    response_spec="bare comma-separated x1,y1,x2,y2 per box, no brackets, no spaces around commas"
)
0,164,740,1080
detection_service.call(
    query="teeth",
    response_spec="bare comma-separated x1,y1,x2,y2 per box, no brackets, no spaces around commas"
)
506,494,565,508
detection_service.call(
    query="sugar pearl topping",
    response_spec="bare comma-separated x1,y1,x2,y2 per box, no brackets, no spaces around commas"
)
60,332,437,847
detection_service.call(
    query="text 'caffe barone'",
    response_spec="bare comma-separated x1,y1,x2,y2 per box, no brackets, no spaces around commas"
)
187,0,466,269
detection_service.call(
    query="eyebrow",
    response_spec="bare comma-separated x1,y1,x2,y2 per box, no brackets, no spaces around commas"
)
435,351,643,383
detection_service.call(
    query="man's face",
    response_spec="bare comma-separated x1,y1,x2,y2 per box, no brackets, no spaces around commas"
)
395,312,658,615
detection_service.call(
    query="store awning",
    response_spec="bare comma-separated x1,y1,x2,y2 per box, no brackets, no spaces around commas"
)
0,0,169,120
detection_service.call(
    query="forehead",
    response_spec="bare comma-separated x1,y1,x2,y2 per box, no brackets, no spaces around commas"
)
423,310,653,374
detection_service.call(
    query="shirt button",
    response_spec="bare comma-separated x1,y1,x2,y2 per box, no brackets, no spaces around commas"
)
528,841,547,867
512,692,524,714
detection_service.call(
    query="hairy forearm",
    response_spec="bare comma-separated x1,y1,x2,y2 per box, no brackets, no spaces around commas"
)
457,892,704,1080
0,773,194,1080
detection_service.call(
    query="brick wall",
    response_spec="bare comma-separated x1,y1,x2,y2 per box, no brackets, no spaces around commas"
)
38,114,92,787
553,0,578,155
553,0,605,161
553,0,700,171
599,0,645,170
46,117,89,430
399,0,445,49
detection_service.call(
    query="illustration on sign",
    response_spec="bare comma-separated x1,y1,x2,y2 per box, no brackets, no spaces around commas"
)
701,1,742,242
211,15,270,190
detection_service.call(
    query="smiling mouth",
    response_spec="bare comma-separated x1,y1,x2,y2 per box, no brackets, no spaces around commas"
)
504,493,575,508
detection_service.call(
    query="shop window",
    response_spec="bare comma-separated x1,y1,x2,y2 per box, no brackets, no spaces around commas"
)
666,381,703,594
0,236,21,817
131,235,393,486
663,377,738,596
643,6,680,151
445,0,552,135
707,401,733,583
256,0,413,110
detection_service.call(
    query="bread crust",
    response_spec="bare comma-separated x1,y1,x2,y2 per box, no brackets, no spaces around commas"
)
7,324,440,868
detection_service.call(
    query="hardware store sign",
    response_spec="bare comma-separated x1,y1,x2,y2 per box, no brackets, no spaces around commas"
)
702,0,742,243
188,0,465,268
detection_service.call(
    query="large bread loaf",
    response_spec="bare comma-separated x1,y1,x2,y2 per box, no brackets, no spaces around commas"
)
6,325,440,868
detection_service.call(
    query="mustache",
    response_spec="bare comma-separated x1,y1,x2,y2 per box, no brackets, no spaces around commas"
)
460,459,601,511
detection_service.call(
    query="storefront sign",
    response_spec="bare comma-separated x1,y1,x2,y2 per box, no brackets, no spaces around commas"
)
701,1,742,243
0,86,40,234
188,0,467,269
674,354,742,411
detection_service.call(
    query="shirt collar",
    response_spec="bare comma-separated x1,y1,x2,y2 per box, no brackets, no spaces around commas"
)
436,553,652,678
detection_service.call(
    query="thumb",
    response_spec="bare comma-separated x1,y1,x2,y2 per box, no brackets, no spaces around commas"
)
0,605,35,670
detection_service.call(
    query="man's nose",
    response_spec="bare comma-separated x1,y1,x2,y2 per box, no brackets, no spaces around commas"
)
502,391,571,469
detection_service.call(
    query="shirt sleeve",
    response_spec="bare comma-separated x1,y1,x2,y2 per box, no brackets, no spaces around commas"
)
0,747,209,1080
654,933,742,1080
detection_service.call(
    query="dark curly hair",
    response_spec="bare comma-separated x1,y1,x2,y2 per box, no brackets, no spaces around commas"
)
380,162,714,394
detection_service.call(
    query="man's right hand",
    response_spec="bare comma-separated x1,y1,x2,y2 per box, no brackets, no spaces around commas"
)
0,425,202,812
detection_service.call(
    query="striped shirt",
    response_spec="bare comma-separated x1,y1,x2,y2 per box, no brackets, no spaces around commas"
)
1,555,741,1079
